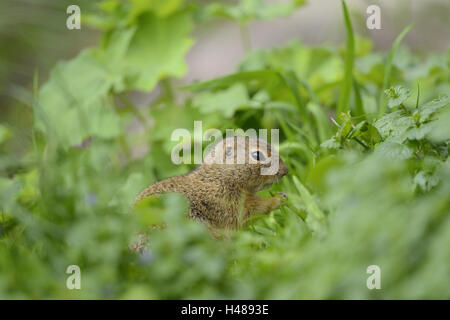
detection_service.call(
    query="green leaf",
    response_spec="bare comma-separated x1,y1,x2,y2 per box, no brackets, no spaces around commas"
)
414,170,440,192
320,137,341,150
36,50,122,147
348,121,382,148
204,0,305,23
375,110,415,140
35,11,194,148
429,102,450,143
150,103,203,142
336,112,354,143
123,12,194,91
404,124,432,141
128,0,184,19
384,85,412,109
192,83,250,117
94,26,137,92
374,141,414,160
418,95,450,123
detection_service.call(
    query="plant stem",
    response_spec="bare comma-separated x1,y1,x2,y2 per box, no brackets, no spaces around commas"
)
160,78,174,101
400,103,410,116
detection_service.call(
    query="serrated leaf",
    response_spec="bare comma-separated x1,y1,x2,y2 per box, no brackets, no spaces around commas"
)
414,170,440,192
320,137,340,150
123,12,194,91
375,110,415,140
36,50,122,147
404,124,432,141
374,141,414,160
385,85,412,109
418,95,450,123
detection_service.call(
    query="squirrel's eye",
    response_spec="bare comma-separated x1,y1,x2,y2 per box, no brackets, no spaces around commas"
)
251,151,265,161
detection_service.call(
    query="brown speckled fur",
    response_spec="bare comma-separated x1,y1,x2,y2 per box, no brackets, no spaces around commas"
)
134,136,289,231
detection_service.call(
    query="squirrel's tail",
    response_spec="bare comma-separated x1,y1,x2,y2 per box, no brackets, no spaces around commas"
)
134,176,186,205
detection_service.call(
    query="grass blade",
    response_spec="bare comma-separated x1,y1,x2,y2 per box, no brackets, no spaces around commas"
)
415,81,420,109
292,176,325,221
180,70,277,91
378,24,414,117
352,78,365,122
337,0,355,116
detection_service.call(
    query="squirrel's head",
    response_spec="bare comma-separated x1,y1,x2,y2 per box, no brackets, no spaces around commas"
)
203,136,289,192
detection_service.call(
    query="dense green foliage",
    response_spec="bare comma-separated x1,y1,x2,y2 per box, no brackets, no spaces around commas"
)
0,0,449,299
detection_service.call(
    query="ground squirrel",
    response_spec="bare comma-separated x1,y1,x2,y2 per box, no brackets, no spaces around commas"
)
134,136,289,231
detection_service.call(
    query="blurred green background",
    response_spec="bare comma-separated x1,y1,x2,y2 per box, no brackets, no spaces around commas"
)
0,0,449,299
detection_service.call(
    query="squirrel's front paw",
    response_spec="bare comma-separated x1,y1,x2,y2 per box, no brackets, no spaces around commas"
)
276,192,288,206
268,192,288,211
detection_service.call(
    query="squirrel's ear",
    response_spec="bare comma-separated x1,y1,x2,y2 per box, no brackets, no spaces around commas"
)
260,160,272,167
260,155,274,167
